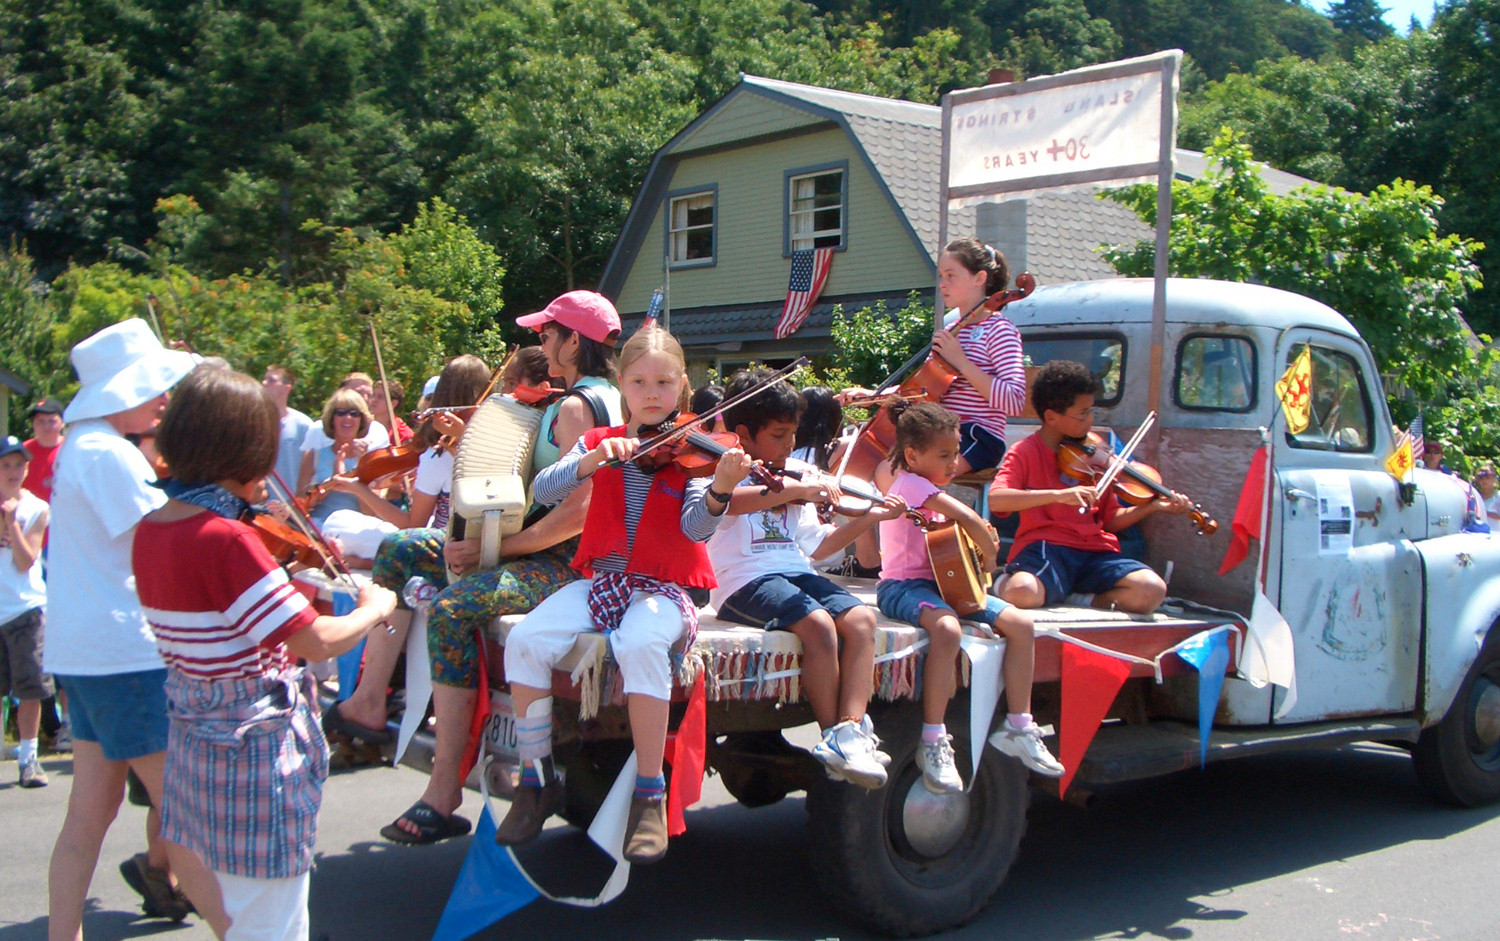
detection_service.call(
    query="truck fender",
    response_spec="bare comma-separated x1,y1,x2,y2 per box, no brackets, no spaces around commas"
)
1417,532,1500,725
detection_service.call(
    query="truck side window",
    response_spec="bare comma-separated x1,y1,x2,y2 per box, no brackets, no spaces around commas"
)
1285,345,1374,453
1175,334,1256,411
1020,334,1125,405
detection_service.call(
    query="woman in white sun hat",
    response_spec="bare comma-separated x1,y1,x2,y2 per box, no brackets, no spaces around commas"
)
44,319,223,940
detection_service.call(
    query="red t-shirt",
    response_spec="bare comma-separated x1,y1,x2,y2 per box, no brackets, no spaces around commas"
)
993,432,1120,560
133,513,318,680
22,438,60,503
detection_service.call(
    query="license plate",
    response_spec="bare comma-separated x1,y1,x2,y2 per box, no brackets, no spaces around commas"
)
483,690,518,760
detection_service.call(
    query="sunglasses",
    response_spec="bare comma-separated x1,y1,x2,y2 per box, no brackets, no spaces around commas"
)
333,408,363,418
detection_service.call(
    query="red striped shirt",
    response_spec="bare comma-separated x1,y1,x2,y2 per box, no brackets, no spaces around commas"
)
939,314,1027,437
134,514,317,680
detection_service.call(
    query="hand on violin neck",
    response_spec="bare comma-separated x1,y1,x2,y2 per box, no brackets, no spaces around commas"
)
929,331,969,366
431,412,465,437
868,493,909,522
584,435,639,476
711,447,754,494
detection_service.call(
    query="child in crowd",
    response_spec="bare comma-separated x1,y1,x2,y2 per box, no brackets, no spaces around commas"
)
990,360,1189,614
877,399,1063,789
792,385,844,470
689,383,724,432
1474,464,1500,526
709,370,905,789
844,238,1026,477
494,324,750,864
0,435,49,788
500,346,553,395
132,367,396,939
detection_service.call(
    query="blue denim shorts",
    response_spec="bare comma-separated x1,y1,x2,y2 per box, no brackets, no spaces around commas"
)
716,571,864,631
1006,542,1150,606
959,422,1007,472
57,669,170,761
876,577,1010,627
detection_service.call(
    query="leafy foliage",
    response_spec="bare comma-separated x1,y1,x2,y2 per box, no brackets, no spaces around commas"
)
828,292,934,388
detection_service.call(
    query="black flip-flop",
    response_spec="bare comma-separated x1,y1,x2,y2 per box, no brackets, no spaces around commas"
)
322,703,393,745
380,801,472,845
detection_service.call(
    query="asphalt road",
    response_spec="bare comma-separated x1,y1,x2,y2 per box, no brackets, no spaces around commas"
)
4,736,1499,941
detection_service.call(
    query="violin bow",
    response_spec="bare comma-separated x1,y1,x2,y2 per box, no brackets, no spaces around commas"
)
1084,410,1156,513
268,471,361,593
623,356,811,465
368,321,399,440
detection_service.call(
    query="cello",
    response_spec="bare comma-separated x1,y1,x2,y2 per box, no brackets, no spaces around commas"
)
838,273,1035,483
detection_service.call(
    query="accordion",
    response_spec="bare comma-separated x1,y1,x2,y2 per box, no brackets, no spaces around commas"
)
449,394,544,571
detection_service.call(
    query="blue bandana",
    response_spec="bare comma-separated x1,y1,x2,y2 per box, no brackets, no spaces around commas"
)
157,479,251,521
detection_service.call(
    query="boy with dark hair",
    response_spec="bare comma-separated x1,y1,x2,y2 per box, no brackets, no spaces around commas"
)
0,435,49,788
989,360,1189,614
707,369,904,788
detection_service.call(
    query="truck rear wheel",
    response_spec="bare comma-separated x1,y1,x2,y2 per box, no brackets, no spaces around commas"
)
1414,629,1500,807
805,701,1029,936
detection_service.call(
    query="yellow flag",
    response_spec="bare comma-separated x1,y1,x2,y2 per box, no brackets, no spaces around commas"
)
1274,347,1312,434
1385,433,1414,480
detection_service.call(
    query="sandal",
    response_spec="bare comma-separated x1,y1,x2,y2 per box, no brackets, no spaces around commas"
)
380,801,472,845
322,703,393,745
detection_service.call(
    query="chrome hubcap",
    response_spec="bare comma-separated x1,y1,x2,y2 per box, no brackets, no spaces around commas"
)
1473,679,1500,750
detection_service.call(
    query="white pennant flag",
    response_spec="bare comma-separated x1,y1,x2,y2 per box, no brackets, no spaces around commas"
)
1239,589,1298,719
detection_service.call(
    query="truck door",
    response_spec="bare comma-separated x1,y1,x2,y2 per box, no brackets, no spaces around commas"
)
1268,330,1424,722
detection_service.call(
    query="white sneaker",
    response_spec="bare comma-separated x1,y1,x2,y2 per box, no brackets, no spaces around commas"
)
989,721,1065,777
915,734,964,793
858,715,892,768
812,720,888,789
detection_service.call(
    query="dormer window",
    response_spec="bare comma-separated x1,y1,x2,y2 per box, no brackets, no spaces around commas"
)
786,164,846,253
668,189,716,267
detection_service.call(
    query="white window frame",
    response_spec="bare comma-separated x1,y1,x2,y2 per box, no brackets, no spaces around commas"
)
666,187,716,268
785,164,846,254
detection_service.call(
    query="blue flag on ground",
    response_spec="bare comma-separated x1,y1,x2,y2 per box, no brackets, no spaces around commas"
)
432,805,541,941
1175,630,1230,768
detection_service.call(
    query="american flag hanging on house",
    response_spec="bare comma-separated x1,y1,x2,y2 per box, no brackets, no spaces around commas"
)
774,248,835,340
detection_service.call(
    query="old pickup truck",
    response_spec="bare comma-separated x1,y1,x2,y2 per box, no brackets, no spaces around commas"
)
321,277,1500,937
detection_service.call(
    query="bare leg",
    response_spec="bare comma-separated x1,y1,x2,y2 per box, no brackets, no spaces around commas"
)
1094,569,1167,614
833,606,877,720
394,682,474,837
334,608,411,731
990,607,1037,716
627,695,670,778
999,571,1047,609
917,609,964,725
130,754,229,936
954,454,975,477
787,611,840,730
17,699,41,741
48,741,127,941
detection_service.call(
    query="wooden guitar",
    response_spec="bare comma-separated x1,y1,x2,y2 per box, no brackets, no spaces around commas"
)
907,510,994,617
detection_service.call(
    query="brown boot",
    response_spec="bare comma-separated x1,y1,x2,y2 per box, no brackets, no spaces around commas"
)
494,782,563,846
624,795,668,865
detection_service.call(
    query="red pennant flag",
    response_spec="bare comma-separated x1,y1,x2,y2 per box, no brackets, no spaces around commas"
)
1218,445,1269,575
1058,642,1133,798
459,630,491,783
666,673,707,837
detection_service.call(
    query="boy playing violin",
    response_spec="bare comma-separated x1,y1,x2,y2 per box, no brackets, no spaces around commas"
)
989,360,1190,615
707,369,905,789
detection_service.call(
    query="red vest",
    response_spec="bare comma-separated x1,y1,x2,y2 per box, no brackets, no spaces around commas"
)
571,425,717,588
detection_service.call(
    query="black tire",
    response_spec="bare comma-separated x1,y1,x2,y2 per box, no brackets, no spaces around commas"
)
1414,627,1500,807
556,738,634,829
805,700,1030,937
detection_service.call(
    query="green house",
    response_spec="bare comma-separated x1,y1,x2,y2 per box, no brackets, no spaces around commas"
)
599,74,1314,376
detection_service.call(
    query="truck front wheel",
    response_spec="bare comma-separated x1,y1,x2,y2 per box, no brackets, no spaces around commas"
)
1414,629,1500,807
804,702,1029,936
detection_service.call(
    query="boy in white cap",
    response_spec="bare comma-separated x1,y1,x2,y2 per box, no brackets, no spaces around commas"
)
44,319,217,936
0,434,50,788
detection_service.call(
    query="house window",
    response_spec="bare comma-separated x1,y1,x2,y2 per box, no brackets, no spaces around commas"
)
787,166,845,252
668,190,715,266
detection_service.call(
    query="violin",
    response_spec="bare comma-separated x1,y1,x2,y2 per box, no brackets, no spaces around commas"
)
304,441,422,508
248,512,328,569
839,273,1036,483
1056,432,1219,536
630,413,785,493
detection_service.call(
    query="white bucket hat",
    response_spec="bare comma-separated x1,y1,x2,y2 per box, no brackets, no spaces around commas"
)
64,319,198,422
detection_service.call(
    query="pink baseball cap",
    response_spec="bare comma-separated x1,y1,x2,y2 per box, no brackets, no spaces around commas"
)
515,290,622,347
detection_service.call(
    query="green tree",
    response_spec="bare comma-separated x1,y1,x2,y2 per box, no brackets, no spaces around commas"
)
0,243,66,428
1000,0,1122,79
1102,129,1483,408
828,292,933,388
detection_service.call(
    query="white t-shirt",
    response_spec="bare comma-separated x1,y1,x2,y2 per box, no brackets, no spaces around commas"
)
299,419,390,453
0,489,47,623
1486,491,1500,521
707,458,835,608
43,420,167,676
275,408,315,491
413,448,454,529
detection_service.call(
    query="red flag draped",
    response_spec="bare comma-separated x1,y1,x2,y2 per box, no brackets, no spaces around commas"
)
1059,642,1133,798
666,672,707,836
1218,445,1269,575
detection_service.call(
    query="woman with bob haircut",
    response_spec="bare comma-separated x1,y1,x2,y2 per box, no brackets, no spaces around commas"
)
297,388,373,523
131,366,396,940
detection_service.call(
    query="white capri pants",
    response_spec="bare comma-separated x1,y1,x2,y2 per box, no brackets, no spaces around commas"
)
217,870,311,941
503,579,688,699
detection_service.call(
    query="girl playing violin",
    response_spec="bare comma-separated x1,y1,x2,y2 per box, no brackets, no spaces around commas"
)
493,323,751,864
989,360,1189,615
877,399,1064,788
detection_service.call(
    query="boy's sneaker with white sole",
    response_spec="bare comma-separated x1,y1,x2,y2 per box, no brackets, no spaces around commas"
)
812,720,888,789
988,721,1066,777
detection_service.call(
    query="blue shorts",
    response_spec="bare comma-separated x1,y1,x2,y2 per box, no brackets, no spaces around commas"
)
959,422,1007,472
717,572,863,631
1006,542,1150,606
56,669,170,761
877,577,1011,627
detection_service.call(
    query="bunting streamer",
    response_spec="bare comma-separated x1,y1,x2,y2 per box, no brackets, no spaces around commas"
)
1240,590,1299,718
959,635,1007,781
1219,445,1269,575
1058,643,1133,798
1173,630,1230,767
395,607,431,765
666,672,707,837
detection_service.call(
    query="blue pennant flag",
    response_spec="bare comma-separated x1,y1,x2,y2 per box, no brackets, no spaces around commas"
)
431,806,541,941
1174,630,1231,768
